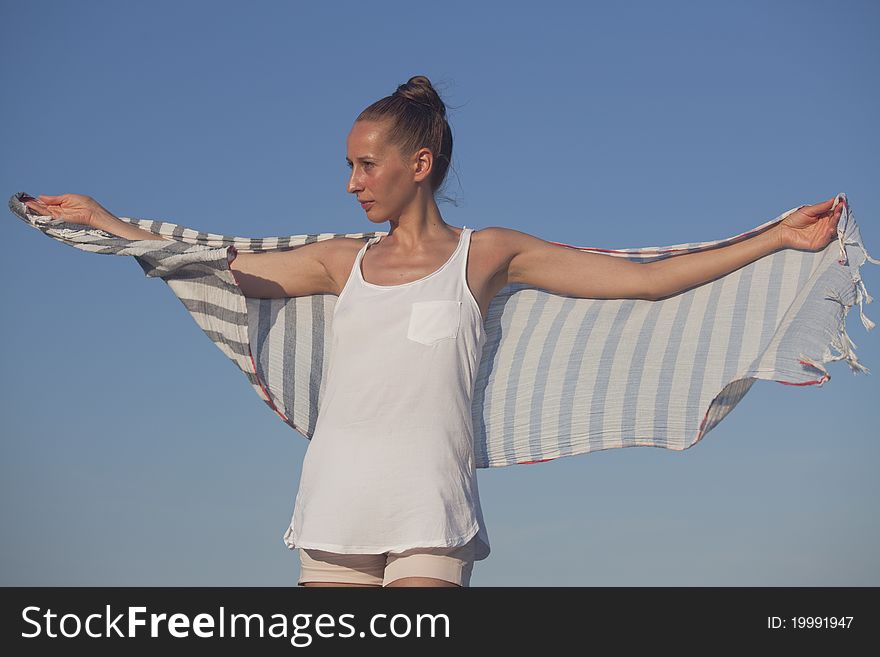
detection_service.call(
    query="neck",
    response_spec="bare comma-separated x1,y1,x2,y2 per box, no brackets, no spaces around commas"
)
381,191,453,250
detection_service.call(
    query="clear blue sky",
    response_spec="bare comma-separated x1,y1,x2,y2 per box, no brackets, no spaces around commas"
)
2,0,878,586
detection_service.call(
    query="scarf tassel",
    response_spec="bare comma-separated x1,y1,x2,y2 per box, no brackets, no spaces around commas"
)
803,194,879,377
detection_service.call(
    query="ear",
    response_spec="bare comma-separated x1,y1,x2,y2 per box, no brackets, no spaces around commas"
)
412,147,433,184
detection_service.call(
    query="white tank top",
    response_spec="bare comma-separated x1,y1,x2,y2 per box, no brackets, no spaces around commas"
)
283,226,491,561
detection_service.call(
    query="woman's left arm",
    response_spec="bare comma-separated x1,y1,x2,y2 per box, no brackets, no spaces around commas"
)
645,197,843,300
504,197,843,301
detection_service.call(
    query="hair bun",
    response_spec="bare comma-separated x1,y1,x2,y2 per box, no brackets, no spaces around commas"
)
394,75,446,116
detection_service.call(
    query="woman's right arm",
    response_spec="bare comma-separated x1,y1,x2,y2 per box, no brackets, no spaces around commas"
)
91,209,175,242
94,210,339,298
24,193,173,243
227,242,340,299
92,208,341,299
24,193,340,299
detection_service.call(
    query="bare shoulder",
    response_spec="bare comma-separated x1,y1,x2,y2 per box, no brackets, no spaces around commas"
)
470,225,547,268
473,225,547,249
317,236,369,293
304,235,365,263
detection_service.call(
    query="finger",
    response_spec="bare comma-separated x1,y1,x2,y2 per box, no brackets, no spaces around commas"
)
37,201,59,214
822,199,841,219
24,201,53,216
38,194,63,205
812,198,835,214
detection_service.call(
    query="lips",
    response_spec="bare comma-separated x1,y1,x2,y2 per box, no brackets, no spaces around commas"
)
360,200,374,209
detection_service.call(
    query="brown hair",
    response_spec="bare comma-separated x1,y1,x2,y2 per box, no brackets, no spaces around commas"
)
356,75,457,201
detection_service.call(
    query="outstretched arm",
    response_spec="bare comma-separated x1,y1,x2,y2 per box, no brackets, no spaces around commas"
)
646,198,842,300
92,209,175,242
22,193,337,299
497,227,656,300
499,198,843,301
23,194,174,242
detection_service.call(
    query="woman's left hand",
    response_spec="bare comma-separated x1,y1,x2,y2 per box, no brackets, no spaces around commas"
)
777,197,844,252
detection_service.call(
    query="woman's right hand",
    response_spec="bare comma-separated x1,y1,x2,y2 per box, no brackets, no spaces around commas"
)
22,193,109,228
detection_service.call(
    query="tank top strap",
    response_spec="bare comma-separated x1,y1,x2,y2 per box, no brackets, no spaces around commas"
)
458,226,472,286
352,234,380,274
458,226,474,296
335,235,379,314
361,235,381,258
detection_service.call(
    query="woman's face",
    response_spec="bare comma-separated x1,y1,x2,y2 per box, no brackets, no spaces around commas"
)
346,119,417,224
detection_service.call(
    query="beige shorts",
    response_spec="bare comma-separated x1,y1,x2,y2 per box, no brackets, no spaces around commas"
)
298,536,477,587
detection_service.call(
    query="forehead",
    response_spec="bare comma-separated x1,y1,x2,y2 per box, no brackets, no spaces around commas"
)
346,120,391,154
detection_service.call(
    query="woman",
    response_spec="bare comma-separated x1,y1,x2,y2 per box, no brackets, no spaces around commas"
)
22,75,843,588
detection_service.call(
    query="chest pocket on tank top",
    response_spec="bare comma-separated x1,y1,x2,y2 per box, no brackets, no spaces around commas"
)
406,300,462,346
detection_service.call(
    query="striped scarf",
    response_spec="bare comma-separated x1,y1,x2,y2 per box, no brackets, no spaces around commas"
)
8,192,877,468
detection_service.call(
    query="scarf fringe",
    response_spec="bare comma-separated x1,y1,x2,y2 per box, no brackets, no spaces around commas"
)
800,193,878,380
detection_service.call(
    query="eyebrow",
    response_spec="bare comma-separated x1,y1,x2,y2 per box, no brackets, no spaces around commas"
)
345,155,376,163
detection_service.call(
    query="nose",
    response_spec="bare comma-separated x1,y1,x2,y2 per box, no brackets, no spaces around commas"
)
347,168,362,195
